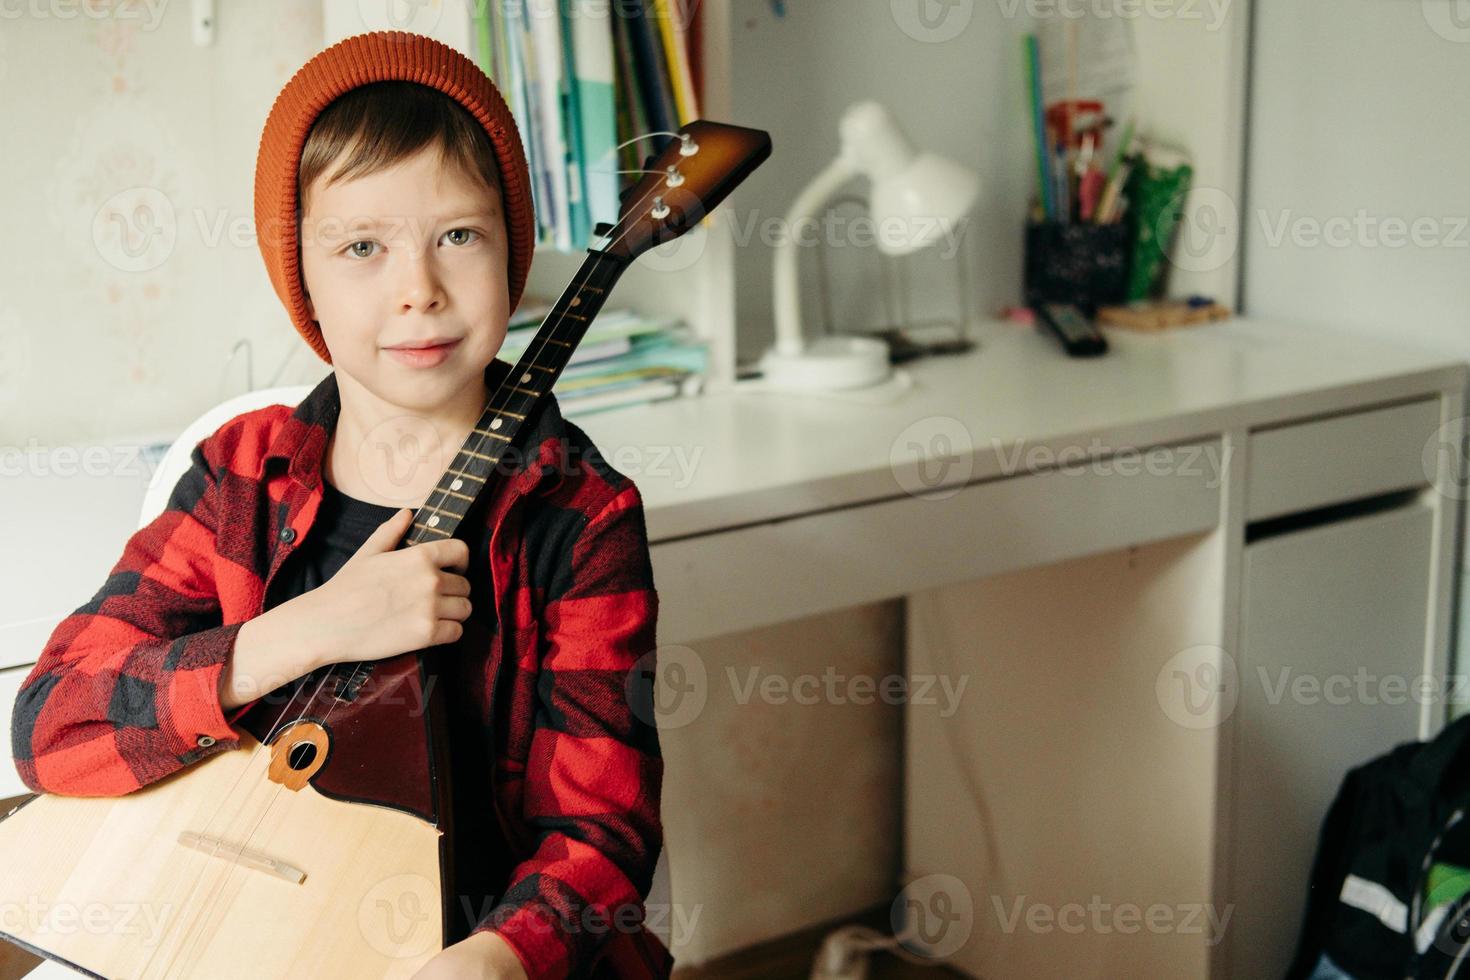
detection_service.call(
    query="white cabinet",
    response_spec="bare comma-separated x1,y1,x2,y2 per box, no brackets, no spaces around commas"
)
1227,499,1437,978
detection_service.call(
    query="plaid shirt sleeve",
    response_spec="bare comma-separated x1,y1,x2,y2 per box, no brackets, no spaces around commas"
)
10,437,245,797
474,482,666,979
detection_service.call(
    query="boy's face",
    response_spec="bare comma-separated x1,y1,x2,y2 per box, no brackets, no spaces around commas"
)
299,144,511,415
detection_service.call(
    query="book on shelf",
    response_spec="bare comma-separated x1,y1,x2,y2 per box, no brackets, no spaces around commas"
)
557,376,694,417
499,298,709,415
470,0,704,252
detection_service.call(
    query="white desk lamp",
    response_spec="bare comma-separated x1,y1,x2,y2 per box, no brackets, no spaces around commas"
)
760,101,981,391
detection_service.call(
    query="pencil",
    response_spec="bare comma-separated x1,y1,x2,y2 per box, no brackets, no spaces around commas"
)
1024,34,1053,220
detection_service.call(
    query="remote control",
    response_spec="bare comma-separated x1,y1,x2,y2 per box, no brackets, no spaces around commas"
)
1035,303,1109,357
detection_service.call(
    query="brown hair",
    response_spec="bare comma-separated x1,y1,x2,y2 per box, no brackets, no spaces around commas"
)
298,80,505,216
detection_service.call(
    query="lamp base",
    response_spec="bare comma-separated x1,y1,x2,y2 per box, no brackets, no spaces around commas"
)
758,336,892,391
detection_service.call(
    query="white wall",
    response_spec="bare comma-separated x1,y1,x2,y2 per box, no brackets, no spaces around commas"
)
1242,0,1470,689
727,0,1037,365
0,2,331,447
1243,0,1470,350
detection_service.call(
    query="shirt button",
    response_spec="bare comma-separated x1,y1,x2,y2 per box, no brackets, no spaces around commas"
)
197,735,217,748
279,527,297,544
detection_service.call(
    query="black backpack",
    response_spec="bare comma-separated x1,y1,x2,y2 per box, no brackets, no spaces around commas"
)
1288,713,1470,979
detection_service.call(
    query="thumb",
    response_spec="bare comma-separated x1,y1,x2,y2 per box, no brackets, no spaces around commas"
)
350,507,415,561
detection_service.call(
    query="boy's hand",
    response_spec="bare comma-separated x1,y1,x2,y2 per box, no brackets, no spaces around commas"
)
278,507,473,671
225,508,472,709
410,931,529,980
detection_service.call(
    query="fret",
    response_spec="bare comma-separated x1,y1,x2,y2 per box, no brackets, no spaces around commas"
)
559,312,588,322
413,521,451,537
438,488,475,503
417,502,460,518
470,429,512,443
509,386,541,397
462,448,496,462
543,338,572,348
523,363,555,373
446,466,485,483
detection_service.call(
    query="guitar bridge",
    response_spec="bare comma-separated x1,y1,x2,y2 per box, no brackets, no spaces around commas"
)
177,830,306,884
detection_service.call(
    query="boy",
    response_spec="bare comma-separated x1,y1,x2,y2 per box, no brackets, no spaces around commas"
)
10,31,670,980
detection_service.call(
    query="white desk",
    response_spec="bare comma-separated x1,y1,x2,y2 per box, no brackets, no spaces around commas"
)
574,315,1469,978
3,316,1466,978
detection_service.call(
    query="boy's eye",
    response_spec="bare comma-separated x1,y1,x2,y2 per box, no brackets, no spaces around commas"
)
345,240,379,259
443,228,480,247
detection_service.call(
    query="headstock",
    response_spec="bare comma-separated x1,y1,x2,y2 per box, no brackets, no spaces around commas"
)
597,120,772,264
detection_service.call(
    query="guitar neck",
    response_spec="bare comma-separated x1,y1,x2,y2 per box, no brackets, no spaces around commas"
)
406,248,632,545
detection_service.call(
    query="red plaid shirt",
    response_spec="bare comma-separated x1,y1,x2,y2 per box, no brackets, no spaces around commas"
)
10,359,672,979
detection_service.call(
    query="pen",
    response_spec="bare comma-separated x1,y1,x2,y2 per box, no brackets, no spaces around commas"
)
1054,142,1070,224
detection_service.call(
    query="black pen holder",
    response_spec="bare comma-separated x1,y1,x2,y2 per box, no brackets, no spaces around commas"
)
1022,221,1131,315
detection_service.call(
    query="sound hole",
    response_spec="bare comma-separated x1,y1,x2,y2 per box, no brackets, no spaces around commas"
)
287,741,318,771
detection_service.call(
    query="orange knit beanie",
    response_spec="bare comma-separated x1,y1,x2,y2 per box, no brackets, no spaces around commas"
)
254,31,536,365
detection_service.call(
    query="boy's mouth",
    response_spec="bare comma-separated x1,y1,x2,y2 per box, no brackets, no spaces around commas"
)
383,337,461,369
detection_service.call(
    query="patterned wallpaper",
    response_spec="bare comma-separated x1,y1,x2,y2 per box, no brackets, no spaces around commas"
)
1,2,329,446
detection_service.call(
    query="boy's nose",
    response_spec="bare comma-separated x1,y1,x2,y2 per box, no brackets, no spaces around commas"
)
395,252,446,313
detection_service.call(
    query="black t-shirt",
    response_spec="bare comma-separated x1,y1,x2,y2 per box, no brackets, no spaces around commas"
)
259,478,509,938
264,478,401,604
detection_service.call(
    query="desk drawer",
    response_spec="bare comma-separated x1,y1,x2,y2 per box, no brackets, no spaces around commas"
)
652,439,1222,644
1246,398,1440,523
0,664,32,800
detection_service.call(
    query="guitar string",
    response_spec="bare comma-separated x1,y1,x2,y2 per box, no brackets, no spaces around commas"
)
147,142,692,978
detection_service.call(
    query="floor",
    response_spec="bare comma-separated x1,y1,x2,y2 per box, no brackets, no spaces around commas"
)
672,904,969,980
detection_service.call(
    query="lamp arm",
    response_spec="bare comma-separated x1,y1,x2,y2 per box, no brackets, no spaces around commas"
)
772,156,860,358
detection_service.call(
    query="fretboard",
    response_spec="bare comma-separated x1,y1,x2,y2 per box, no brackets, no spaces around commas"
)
405,248,631,545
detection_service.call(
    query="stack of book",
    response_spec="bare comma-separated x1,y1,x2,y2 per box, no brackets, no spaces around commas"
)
501,299,708,416
472,0,703,252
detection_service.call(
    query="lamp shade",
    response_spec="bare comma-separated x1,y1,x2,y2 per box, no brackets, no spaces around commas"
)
838,101,981,256
870,153,981,256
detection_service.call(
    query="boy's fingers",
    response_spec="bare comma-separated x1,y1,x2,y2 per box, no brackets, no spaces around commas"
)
348,508,414,563
420,538,470,573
